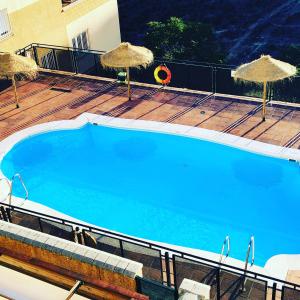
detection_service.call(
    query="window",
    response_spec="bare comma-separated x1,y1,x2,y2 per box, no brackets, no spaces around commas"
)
0,9,11,39
72,31,89,50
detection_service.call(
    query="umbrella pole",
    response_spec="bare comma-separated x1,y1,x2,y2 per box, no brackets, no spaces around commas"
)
12,75,20,109
126,67,131,100
262,81,267,121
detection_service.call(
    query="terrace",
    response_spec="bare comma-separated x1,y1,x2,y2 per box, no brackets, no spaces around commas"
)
0,43,299,147
0,44,300,299
1,70,300,148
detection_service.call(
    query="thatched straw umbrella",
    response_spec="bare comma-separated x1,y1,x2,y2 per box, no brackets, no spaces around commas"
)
232,55,297,121
101,43,153,100
0,53,38,108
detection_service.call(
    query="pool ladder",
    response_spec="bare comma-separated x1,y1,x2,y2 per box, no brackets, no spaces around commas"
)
219,235,230,264
0,173,28,205
241,235,255,292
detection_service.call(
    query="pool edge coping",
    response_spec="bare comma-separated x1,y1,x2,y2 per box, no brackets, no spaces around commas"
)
0,112,299,281
1,112,300,162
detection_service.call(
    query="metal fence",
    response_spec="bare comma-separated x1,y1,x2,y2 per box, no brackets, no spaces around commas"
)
15,43,300,103
0,203,299,300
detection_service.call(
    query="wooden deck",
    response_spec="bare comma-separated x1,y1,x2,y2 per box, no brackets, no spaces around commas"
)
1,71,300,149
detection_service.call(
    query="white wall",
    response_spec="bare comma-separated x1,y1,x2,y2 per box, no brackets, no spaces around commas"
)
0,0,39,13
66,0,121,52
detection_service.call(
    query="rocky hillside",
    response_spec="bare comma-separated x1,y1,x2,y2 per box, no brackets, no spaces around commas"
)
117,0,300,64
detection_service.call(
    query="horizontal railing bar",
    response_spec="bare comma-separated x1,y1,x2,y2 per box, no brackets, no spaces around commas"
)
30,45,216,69
28,43,106,54
15,43,300,79
159,58,237,68
22,43,228,67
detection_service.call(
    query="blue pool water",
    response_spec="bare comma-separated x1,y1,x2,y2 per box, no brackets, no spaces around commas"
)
1,124,300,266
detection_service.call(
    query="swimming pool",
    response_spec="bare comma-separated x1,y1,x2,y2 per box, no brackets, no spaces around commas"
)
1,122,300,266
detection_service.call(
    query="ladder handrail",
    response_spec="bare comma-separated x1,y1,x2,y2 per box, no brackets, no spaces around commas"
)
244,236,255,272
219,235,230,264
8,173,28,205
241,236,255,292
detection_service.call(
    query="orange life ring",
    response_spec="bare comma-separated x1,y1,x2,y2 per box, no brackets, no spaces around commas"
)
154,65,172,85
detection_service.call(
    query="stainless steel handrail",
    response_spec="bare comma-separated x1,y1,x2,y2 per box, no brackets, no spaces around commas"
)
8,173,28,205
219,235,230,264
241,235,255,292
244,235,255,269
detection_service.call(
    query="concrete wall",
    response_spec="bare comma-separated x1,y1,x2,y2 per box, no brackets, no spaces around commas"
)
66,0,121,51
0,0,120,52
0,0,68,51
0,0,39,13
0,220,144,299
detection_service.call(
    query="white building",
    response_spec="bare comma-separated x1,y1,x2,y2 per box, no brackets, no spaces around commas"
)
0,0,121,53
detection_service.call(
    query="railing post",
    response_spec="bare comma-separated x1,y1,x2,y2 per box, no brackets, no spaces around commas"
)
71,50,78,74
271,282,277,300
216,267,221,300
119,240,124,257
94,53,100,75
268,82,274,102
0,206,8,222
38,217,43,232
5,208,11,223
33,46,39,66
52,49,59,70
135,276,142,294
172,254,179,299
158,251,164,284
165,252,172,287
214,67,217,93
211,66,214,93
81,229,87,245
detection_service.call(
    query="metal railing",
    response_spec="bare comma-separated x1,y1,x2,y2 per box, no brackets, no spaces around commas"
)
14,43,300,104
0,202,299,300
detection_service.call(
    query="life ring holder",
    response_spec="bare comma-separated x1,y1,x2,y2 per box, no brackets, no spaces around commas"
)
154,65,172,85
